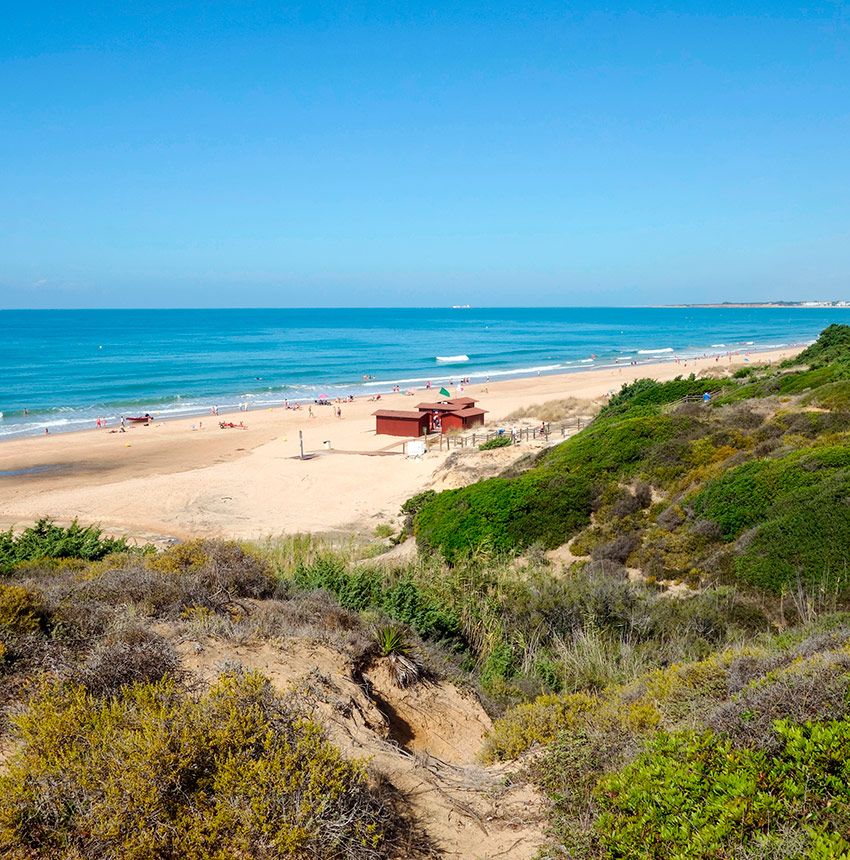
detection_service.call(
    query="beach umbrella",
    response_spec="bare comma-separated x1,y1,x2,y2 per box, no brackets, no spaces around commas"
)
319,393,330,399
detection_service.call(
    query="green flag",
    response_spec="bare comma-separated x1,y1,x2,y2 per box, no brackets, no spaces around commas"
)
439,387,451,398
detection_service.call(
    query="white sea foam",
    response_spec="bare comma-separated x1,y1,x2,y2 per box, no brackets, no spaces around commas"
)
637,347,674,355
359,363,565,388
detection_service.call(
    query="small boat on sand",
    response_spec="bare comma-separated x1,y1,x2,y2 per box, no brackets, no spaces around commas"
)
125,414,153,423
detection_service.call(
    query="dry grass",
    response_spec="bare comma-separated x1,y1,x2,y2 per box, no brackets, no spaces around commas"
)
505,397,600,423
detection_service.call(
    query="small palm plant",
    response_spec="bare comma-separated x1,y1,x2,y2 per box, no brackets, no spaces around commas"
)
371,623,424,688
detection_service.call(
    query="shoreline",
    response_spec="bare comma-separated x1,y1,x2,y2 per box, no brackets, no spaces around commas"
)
0,341,810,441
0,344,800,542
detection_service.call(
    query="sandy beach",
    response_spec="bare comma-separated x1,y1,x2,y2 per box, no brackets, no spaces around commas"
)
0,347,798,542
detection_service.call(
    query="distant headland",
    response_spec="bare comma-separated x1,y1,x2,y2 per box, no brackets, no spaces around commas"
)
667,300,850,308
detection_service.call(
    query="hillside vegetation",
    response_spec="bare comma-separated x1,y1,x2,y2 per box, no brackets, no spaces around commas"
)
414,325,850,599
4,326,850,857
406,324,850,856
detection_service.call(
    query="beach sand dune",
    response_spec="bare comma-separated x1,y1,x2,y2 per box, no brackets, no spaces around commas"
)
0,348,796,541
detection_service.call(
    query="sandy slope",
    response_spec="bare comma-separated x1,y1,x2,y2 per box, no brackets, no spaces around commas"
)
171,628,547,859
0,347,796,540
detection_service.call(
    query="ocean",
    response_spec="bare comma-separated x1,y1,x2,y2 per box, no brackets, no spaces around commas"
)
1,307,848,438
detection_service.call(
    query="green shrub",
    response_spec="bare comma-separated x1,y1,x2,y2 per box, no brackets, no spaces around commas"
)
0,520,133,574
479,435,512,450
399,490,436,535
479,640,518,689
788,323,850,368
372,623,412,657
293,557,464,647
802,379,850,411
0,672,394,859
690,442,850,593
0,584,46,633
414,411,689,561
732,365,759,378
733,473,850,593
482,692,598,761
596,719,850,858
599,377,733,418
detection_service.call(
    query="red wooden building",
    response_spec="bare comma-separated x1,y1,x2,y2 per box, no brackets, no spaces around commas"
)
439,406,487,432
416,397,487,433
373,409,430,437
374,396,487,437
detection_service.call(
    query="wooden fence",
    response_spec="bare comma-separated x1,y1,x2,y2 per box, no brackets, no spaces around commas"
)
428,416,588,451
675,389,723,406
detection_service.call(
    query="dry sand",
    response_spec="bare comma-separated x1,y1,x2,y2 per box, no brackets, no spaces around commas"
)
0,347,797,541
171,627,547,858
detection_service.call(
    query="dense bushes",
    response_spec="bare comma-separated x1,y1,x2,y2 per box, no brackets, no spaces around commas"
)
414,471,594,561
0,671,395,859
414,408,688,561
734,473,850,593
599,376,732,417
789,322,850,367
152,539,276,597
487,617,850,858
71,624,184,696
0,519,132,573
293,555,464,647
479,434,512,450
597,720,850,858
0,584,46,634
692,445,850,592
802,379,850,410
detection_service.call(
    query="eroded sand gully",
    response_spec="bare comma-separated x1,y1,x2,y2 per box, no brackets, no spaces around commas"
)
170,628,547,859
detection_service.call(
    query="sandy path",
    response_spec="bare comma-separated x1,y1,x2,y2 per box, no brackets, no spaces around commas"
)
0,347,797,540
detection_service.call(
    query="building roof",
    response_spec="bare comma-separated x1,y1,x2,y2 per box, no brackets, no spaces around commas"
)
417,402,459,412
373,409,429,420
416,397,477,411
451,408,488,418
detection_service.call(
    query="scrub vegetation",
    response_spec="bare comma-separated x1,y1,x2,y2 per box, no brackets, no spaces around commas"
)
4,326,850,857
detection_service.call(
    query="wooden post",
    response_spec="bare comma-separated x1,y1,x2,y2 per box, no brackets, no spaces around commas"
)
299,430,304,460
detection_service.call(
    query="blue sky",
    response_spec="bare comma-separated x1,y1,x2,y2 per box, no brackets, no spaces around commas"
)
1,1,849,308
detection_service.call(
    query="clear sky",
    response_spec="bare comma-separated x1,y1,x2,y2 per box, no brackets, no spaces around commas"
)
2,1,849,308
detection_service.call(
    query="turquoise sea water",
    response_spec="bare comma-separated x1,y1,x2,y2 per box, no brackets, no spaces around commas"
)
1,307,848,438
